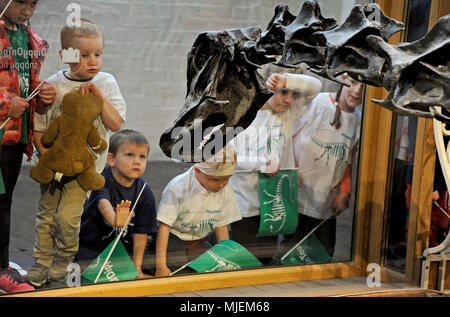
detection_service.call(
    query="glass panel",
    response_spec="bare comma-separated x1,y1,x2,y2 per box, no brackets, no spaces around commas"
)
384,0,431,272
4,0,369,294
429,157,450,249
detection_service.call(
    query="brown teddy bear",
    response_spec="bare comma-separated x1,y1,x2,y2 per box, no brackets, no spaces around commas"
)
30,89,108,191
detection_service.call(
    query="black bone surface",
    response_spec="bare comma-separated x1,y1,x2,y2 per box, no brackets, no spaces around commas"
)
159,27,272,162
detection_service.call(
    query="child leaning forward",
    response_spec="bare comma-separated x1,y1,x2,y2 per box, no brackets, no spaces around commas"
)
155,144,241,277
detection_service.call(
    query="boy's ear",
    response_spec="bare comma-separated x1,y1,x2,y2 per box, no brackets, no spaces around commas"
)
107,152,115,167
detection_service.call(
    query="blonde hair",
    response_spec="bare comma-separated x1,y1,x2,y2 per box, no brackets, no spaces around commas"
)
60,19,104,49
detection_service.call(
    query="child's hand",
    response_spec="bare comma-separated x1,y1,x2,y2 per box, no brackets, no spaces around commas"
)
114,200,134,227
156,265,172,277
266,73,287,92
38,84,57,105
8,97,29,118
262,157,279,177
297,170,303,186
331,192,350,216
432,190,440,202
80,82,105,100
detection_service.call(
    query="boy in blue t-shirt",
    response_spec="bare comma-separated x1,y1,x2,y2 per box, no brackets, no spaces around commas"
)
75,129,157,278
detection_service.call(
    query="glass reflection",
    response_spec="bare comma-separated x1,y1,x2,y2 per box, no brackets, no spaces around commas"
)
6,0,368,294
384,0,431,272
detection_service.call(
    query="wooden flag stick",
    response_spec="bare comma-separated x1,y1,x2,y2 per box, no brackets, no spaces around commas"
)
169,260,193,276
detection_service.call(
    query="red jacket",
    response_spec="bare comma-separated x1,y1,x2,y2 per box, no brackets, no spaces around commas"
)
0,24,49,160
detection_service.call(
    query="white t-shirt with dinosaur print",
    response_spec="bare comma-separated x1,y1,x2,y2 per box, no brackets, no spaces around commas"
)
293,92,361,219
231,74,322,218
157,167,242,241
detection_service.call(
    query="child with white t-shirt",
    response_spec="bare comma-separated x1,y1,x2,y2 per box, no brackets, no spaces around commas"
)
155,144,241,277
287,74,363,257
230,72,322,264
24,19,126,287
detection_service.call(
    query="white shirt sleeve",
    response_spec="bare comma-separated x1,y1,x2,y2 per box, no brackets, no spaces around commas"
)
101,73,127,122
156,185,180,227
285,74,322,122
285,74,322,101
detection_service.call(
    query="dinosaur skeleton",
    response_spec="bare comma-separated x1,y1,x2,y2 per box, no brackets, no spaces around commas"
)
160,1,449,159
157,0,449,286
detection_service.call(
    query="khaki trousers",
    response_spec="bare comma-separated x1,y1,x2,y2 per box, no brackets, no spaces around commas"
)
33,180,87,267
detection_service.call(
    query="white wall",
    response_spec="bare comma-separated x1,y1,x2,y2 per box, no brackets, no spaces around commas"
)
30,0,360,161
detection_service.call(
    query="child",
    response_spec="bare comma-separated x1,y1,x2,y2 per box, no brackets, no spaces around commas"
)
155,144,242,277
288,73,363,257
75,129,157,279
0,0,55,293
24,18,126,287
230,72,322,264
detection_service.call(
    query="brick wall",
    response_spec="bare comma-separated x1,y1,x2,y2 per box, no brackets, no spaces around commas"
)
30,0,361,160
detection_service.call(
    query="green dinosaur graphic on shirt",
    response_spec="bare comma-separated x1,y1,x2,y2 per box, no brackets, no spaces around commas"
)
251,124,286,157
178,214,218,239
311,132,352,167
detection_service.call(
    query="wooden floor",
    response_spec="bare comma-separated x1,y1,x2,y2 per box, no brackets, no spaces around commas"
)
151,276,449,297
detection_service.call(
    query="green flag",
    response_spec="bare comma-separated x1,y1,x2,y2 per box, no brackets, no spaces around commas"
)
281,233,333,265
257,169,298,237
81,239,139,283
188,240,262,273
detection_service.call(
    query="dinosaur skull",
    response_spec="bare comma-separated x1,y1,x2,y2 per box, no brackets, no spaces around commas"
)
159,27,272,162
369,15,450,119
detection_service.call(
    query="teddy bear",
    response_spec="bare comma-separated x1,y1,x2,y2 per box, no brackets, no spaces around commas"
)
30,89,108,191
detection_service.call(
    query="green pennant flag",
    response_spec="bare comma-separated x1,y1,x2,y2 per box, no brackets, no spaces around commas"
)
188,240,262,273
281,233,333,265
81,239,139,283
0,168,5,195
0,128,5,194
257,169,298,237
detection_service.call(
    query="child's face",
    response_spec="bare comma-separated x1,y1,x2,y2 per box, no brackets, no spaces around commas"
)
194,166,232,193
2,0,38,26
266,89,300,113
67,36,104,80
339,76,364,112
107,142,149,186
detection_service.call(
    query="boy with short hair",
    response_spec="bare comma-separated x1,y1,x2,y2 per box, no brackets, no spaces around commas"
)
155,144,241,277
75,129,157,279
25,19,126,287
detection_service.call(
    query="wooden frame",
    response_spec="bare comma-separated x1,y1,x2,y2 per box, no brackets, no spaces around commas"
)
405,0,450,286
362,0,449,286
9,0,448,297
352,0,408,282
